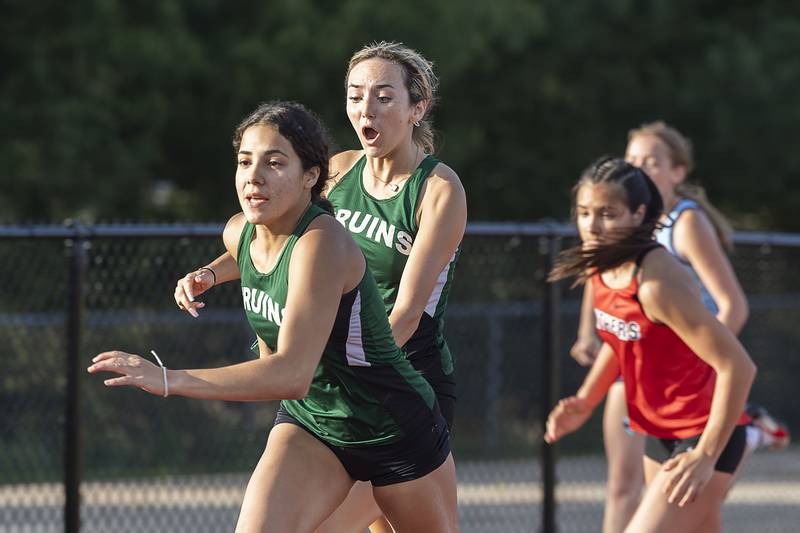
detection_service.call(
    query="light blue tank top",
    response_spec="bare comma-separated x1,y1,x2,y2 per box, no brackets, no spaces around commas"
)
654,199,719,314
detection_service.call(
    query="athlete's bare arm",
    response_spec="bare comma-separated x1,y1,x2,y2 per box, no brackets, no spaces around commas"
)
570,282,600,366
174,213,244,316
672,209,749,334
545,342,619,443
91,216,364,402
637,248,756,505
390,163,466,347
175,150,365,318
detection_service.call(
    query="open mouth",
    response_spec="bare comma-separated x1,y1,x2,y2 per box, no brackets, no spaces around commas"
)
246,193,268,207
362,126,380,142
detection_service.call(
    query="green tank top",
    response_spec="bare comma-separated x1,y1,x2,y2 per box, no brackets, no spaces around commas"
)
326,155,460,375
236,204,438,446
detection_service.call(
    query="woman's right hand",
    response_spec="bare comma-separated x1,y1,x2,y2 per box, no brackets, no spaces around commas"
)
570,336,599,367
545,396,592,443
88,350,166,397
174,268,215,317
661,446,716,507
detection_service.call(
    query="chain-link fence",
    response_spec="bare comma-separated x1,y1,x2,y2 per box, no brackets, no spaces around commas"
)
1,223,798,533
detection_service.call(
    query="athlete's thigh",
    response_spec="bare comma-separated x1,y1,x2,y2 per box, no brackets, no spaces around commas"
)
625,456,732,533
236,423,354,533
604,382,645,485
641,454,661,485
372,453,459,533
314,481,383,533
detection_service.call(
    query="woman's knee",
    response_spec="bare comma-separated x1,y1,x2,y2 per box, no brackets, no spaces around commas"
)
607,477,643,501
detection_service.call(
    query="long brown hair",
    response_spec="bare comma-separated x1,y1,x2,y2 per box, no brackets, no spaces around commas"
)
628,121,733,250
548,157,663,286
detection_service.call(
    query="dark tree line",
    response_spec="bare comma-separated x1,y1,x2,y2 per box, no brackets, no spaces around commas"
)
2,0,799,229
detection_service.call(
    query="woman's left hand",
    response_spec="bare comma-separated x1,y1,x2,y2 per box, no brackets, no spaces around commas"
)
87,351,166,396
544,396,593,444
661,447,716,507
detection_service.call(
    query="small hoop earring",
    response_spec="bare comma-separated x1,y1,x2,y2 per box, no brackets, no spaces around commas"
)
414,121,420,127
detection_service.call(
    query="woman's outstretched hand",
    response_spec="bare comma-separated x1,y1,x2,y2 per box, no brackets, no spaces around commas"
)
544,396,592,444
87,351,166,397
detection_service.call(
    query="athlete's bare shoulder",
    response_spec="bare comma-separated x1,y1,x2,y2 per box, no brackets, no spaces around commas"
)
424,160,465,198
638,247,701,307
429,160,461,184
418,159,466,216
222,212,247,259
326,150,364,193
298,211,364,287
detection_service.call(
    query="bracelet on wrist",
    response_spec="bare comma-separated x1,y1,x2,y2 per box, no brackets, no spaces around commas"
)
198,266,217,286
150,350,169,398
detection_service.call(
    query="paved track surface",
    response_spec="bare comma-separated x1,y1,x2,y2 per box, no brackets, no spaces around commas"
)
2,450,798,532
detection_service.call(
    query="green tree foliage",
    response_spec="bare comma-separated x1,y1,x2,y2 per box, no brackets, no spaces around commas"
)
1,0,799,228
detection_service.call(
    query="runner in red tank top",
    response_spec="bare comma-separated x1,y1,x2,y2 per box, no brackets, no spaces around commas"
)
545,157,756,532
591,262,750,440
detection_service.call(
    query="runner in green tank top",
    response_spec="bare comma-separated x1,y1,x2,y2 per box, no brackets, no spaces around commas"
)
172,42,466,533
237,204,439,446
327,152,460,380
89,101,458,533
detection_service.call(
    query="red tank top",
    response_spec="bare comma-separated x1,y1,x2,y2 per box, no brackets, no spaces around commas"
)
591,261,749,439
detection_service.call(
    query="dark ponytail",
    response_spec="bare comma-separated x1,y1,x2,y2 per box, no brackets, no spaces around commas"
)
548,157,664,286
233,101,334,214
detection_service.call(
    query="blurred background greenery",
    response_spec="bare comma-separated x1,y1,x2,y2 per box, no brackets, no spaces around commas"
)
2,0,799,228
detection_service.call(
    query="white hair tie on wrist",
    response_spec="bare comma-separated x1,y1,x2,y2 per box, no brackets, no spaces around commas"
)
150,350,169,398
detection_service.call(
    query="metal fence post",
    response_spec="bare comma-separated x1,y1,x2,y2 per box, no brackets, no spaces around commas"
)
65,225,88,533
541,232,561,533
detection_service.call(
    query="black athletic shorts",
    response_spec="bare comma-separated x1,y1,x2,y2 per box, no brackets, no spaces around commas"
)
423,373,456,432
404,315,457,431
274,405,451,487
644,424,747,474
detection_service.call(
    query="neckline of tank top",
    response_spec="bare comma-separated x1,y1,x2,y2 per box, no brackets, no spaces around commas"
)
661,197,698,220
359,153,429,200
245,201,316,277
596,265,639,292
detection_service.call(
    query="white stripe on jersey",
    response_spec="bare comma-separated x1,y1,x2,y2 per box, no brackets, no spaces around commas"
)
424,252,456,317
345,291,371,367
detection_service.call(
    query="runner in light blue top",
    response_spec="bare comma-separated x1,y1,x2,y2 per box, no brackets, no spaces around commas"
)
655,198,718,313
